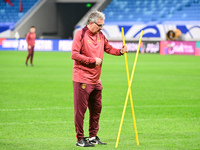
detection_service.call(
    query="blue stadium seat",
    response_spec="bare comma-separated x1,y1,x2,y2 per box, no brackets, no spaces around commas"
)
103,0,200,23
0,0,38,25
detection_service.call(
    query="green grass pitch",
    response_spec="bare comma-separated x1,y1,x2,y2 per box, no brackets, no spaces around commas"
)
0,51,199,150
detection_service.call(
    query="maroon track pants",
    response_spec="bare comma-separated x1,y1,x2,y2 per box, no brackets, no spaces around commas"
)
25,46,34,64
73,81,103,141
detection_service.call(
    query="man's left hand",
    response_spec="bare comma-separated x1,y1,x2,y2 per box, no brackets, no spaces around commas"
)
120,45,128,54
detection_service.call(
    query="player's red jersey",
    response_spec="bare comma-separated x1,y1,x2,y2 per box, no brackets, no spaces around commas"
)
26,32,36,47
71,26,121,84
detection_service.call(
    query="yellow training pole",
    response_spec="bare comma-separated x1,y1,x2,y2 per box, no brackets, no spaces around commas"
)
121,27,139,146
115,30,143,148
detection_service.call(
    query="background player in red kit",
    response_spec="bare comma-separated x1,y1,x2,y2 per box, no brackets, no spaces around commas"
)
71,10,128,147
25,26,36,66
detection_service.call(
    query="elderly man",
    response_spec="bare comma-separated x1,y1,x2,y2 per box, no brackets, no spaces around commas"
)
71,10,128,147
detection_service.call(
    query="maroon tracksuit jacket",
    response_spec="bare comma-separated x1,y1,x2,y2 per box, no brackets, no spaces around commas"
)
25,32,36,64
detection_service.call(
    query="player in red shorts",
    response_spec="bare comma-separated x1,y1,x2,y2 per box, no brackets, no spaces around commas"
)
25,26,36,66
71,11,128,147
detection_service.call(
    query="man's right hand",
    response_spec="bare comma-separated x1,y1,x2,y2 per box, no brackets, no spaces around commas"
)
28,45,31,49
95,58,102,66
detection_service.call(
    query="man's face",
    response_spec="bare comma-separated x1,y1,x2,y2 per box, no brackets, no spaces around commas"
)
30,27,36,33
91,19,104,34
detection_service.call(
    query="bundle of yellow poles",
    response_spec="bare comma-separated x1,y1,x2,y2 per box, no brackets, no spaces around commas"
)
115,28,143,148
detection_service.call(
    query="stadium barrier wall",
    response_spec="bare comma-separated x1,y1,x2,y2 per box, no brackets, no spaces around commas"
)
160,41,200,56
0,38,159,53
0,38,199,56
109,41,160,53
0,39,72,52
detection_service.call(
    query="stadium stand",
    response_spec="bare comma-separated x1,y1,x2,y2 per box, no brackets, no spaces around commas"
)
0,0,38,29
103,0,200,23
0,0,199,40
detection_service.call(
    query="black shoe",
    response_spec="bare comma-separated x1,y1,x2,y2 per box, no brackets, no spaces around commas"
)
25,62,28,66
76,137,95,147
88,136,107,145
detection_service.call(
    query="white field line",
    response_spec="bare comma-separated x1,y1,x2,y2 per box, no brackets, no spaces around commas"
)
0,118,199,126
0,107,74,112
0,105,199,112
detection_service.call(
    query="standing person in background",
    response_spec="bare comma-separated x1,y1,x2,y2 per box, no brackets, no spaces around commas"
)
71,10,128,147
25,26,36,66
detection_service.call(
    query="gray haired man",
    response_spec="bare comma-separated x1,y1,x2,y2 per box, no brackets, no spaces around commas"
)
71,10,128,147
